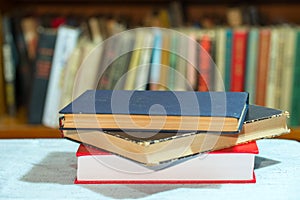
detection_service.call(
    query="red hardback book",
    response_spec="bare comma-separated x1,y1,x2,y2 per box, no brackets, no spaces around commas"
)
75,141,258,184
230,29,248,92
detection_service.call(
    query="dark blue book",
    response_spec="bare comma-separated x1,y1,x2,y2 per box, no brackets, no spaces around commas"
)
59,90,249,132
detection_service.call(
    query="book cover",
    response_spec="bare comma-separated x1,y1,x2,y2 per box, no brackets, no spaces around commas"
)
28,27,57,124
62,104,288,166
59,90,249,132
42,26,80,128
74,141,257,184
230,28,248,92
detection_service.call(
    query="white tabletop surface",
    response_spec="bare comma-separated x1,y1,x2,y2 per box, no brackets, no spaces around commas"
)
0,138,299,200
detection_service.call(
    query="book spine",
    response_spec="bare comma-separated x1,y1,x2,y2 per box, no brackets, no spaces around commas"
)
186,31,197,91
224,29,233,91
42,26,80,128
0,13,5,116
174,32,188,91
28,28,57,124
215,28,226,91
198,34,211,91
149,29,162,90
2,16,17,116
290,29,300,126
245,28,259,104
230,29,248,92
167,31,178,90
135,31,154,90
107,33,133,90
124,31,143,90
158,31,170,90
280,27,296,112
255,28,271,106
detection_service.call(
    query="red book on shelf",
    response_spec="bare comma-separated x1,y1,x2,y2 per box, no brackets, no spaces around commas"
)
198,34,212,91
74,141,258,184
230,29,248,92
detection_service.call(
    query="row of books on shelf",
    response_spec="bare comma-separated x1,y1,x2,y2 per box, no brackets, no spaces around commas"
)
59,90,289,183
0,12,300,128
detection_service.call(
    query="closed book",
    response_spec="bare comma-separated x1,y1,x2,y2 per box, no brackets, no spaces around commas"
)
42,26,80,128
74,141,258,184
28,27,57,124
59,90,249,133
230,28,248,92
62,104,288,166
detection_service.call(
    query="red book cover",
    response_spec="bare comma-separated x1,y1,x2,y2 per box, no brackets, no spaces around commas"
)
230,29,248,92
75,142,258,184
198,34,211,91
255,28,271,106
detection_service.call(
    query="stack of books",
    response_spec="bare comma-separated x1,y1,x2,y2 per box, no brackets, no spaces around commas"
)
59,90,289,184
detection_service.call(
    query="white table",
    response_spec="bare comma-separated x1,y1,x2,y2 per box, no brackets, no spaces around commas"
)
0,138,299,200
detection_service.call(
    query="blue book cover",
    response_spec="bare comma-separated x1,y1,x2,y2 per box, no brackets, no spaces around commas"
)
60,90,248,132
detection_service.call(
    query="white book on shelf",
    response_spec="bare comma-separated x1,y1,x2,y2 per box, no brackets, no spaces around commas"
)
42,26,80,128
280,27,296,112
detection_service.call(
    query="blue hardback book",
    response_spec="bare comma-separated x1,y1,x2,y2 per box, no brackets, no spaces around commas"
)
59,90,249,132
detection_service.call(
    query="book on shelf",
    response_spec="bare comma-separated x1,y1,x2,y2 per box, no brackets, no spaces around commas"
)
2,16,17,116
59,90,249,132
28,27,57,124
255,28,271,106
290,28,300,126
0,13,6,116
42,25,80,128
75,141,258,184
61,104,289,166
230,28,248,92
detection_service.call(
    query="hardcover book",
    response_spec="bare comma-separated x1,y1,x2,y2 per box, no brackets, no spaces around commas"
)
62,104,289,165
74,141,258,184
59,90,249,132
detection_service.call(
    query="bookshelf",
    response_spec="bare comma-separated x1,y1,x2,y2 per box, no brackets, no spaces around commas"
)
0,0,300,140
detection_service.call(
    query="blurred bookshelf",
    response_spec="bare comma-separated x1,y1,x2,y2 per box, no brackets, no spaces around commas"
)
0,0,300,140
